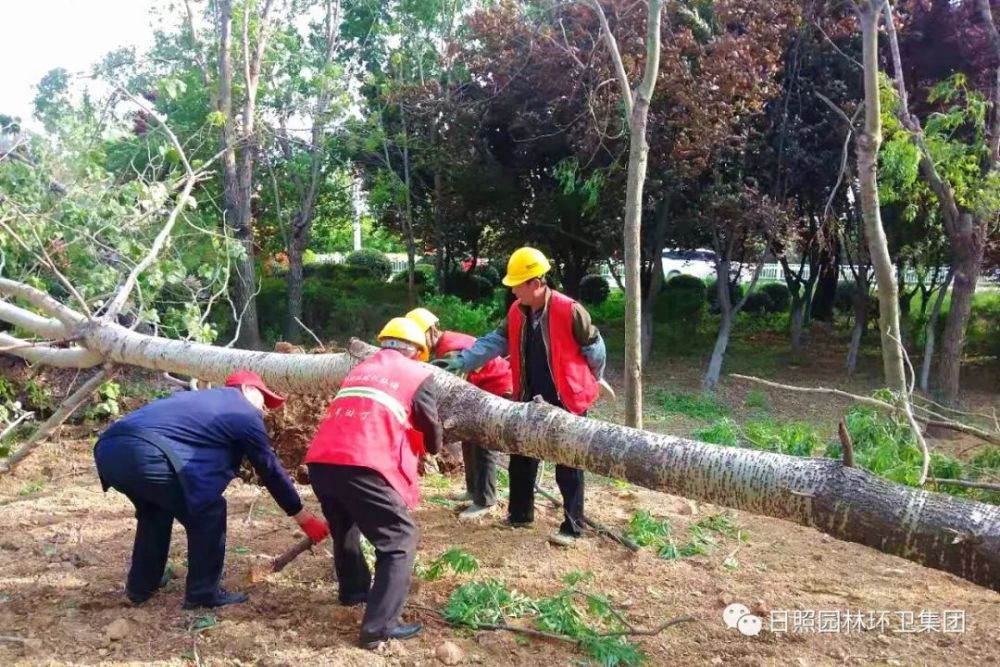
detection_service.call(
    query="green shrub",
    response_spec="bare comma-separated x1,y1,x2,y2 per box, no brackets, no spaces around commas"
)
760,282,791,312
444,266,495,302
692,418,740,446
706,280,745,313
657,275,706,332
346,248,392,282
391,263,435,288
578,274,610,305
588,290,625,324
741,290,771,314
744,389,770,412
475,263,502,289
421,294,497,337
743,420,822,456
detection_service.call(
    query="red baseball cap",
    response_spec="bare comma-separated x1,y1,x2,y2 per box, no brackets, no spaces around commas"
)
224,370,286,409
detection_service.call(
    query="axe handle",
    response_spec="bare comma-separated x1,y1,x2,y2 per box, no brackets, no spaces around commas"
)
271,536,315,573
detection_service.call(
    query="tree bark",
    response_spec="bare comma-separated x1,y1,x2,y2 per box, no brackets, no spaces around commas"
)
1,288,998,590
856,1,906,393
593,0,662,429
920,269,953,393
938,221,985,402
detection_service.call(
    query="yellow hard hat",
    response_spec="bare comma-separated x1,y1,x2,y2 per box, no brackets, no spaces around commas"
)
406,307,439,332
377,317,429,361
502,247,551,287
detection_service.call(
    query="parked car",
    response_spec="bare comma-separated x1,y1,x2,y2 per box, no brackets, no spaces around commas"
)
661,248,717,281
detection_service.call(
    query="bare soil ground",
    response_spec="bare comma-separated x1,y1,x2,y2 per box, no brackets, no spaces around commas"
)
1,326,998,666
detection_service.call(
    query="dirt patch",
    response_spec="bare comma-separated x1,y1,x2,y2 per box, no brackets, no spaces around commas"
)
1,436,997,667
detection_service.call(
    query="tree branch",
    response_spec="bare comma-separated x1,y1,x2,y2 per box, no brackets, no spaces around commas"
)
0,333,102,367
589,0,634,118
0,278,84,326
0,300,68,339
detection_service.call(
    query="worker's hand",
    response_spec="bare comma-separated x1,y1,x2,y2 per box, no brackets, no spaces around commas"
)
430,356,464,374
296,512,330,544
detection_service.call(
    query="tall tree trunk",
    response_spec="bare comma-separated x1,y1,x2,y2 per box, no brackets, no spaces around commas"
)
846,301,867,376
286,216,309,342
789,296,807,351
704,311,734,392
938,220,986,402
811,242,839,322
594,0,662,429
856,1,906,393
4,294,996,590
920,269,953,393
641,197,671,365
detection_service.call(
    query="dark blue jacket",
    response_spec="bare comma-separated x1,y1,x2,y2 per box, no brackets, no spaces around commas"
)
97,388,302,516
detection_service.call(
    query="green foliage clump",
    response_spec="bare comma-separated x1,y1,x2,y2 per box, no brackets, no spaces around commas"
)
443,579,536,627
660,391,729,421
743,420,823,457
578,274,611,305
84,380,122,421
345,248,393,282
421,294,499,337
706,280,744,313
692,418,740,446
588,290,625,324
657,275,706,332
420,547,480,581
824,407,926,486
623,510,672,548
743,389,770,412
759,282,791,312
443,265,496,301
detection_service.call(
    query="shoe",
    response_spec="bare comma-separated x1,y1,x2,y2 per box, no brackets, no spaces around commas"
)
125,570,175,605
459,504,495,521
182,589,249,610
548,531,581,547
358,623,423,650
500,517,533,529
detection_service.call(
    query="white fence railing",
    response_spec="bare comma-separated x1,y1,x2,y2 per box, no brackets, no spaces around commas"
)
313,252,999,290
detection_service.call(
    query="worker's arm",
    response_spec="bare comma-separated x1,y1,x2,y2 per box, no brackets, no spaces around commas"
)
241,416,328,542
240,417,304,516
571,302,607,380
454,318,509,372
411,376,443,455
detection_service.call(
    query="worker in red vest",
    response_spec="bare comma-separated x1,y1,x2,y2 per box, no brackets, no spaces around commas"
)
406,307,513,520
438,247,607,547
304,317,442,650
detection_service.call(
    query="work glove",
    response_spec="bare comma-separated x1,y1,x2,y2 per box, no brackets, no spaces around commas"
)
430,356,465,374
298,513,330,544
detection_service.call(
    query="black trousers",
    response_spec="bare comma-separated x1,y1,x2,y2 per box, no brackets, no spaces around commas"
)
308,463,417,640
462,441,498,507
507,455,585,536
94,438,227,603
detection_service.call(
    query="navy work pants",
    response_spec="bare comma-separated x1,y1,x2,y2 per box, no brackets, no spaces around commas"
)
94,438,227,604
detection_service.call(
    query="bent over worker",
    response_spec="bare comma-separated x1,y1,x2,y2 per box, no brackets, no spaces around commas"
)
305,317,443,650
94,371,329,609
406,306,513,520
439,247,606,547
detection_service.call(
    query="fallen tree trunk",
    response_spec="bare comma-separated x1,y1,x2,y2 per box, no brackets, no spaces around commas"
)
0,291,998,590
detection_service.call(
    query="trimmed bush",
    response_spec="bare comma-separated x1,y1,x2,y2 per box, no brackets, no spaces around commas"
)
421,294,497,337
760,282,791,313
445,266,495,302
474,264,502,289
706,280,745,314
742,290,772,314
391,263,435,286
346,248,392,282
578,274,611,305
657,275,706,331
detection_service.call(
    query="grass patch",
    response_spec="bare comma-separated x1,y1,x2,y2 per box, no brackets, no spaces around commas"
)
659,391,729,421
623,510,672,548
18,480,44,496
743,389,770,412
693,417,823,457
423,473,451,491
692,418,740,446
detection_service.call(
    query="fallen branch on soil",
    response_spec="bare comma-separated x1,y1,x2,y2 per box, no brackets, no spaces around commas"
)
408,603,693,644
0,636,25,644
930,478,1000,493
0,365,115,473
0,410,34,442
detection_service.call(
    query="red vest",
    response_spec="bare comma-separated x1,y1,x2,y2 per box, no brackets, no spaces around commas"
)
508,290,599,415
304,348,432,508
435,330,513,398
